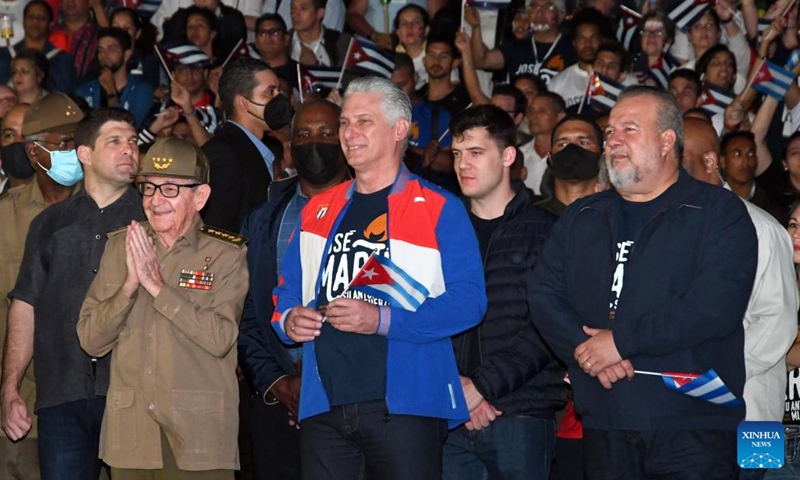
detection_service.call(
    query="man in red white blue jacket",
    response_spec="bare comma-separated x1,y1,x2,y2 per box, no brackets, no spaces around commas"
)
271,76,487,480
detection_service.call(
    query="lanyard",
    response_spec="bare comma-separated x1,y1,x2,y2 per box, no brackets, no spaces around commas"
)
531,33,561,70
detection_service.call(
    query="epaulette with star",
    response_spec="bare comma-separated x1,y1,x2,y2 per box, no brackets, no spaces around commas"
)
199,225,247,248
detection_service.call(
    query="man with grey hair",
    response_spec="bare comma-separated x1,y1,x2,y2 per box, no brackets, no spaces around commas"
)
271,76,487,480
528,86,758,478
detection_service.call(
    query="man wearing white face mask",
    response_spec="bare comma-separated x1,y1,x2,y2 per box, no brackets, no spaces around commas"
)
2,104,145,480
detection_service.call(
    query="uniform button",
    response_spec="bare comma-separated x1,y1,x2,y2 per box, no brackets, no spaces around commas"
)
114,400,119,407
146,366,152,375
149,403,155,411
148,332,154,338
95,234,101,240
92,269,98,274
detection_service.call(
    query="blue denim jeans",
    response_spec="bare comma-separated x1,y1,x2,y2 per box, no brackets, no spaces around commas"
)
37,397,105,480
764,425,800,480
299,399,448,480
583,429,739,480
442,415,555,480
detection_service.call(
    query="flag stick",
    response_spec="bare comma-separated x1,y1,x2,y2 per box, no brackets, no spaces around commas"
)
634,370,698,379
461,0,466,31
383,3,390,33
336,38,355,91
577,73,593,114
783,0,797,19
437,102,472,142
220,38,244,69
154,47,175,83
743,57,766,93
297,63,304,104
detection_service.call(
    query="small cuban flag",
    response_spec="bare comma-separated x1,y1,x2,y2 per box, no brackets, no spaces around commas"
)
751,60,796,101
657,369,742,407
348,253,430,312
345,37,396,79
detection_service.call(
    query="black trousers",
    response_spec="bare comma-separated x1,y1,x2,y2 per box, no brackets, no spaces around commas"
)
250,397,302,480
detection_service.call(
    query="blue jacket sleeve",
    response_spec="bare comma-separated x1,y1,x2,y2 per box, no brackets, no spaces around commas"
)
612,193,758,358
527,210,591,368
379,197,487,344
272,224,303,345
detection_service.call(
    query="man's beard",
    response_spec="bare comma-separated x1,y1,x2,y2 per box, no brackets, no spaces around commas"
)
104,59,126,74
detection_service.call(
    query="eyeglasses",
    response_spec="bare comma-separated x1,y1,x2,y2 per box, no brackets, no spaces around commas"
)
257,28,285,37
138,181,201,198
38,137,75,151
641,29,666,38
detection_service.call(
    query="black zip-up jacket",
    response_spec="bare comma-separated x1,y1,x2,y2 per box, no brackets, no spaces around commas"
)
528,169,757,430
453,181,566,417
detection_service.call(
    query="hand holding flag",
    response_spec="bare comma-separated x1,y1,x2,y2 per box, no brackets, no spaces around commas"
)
347,252,430,312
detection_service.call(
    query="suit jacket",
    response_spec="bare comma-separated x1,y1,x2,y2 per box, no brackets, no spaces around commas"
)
288,27,351,67
201,122,272,232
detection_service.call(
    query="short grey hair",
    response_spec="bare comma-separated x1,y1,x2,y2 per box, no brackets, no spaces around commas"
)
343,76,412,155
618,85,684,161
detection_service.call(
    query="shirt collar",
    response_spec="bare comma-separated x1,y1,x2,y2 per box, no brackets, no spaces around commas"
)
228,120,275,179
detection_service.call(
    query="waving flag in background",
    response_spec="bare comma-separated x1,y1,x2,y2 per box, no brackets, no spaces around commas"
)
617,6,642,51
751,60,796,100
698,83,735,116
345,37,395,78
668,0,714,32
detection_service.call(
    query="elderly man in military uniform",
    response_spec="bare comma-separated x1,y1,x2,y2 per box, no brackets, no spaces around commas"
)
0,93,84,480
77,137,249,480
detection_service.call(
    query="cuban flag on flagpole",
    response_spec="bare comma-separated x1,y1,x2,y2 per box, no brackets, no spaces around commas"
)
659,369,742,407
752,60,796,100
698,83,735,116
616,6,641,51
668,0,714,32
299,64,341,92
345,37,395,79
586,72,624,110
348,253,430,312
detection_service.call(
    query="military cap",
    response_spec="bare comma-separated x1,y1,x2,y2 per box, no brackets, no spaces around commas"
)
140,137,210,183
22,92,84,136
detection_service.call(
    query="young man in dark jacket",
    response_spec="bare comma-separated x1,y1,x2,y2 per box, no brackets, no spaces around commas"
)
446,104,565,479
528,86,758,479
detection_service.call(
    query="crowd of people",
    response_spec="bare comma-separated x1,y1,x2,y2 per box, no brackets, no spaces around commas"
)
1,0,800,478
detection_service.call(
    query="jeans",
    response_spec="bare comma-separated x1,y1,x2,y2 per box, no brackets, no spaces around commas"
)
764,426,800,480
442,415,555,480
299,399,448,480
37,397,106,480
583,429,739,480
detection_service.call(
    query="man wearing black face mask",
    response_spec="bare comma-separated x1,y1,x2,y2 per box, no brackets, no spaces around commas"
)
201,58,290,232
536,115,605,217
1,103,34,193
238,99,348,480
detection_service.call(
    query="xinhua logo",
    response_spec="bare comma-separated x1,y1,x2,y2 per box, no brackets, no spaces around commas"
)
738,421,784,469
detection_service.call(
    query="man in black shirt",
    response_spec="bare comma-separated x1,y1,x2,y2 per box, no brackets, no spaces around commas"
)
446,104,563,479
2,107,144,479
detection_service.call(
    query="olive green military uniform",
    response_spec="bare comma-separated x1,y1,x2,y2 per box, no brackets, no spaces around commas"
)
76,137,249,479
0,181,43,479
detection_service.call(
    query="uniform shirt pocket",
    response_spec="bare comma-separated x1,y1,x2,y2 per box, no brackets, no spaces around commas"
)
106,386,137,451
